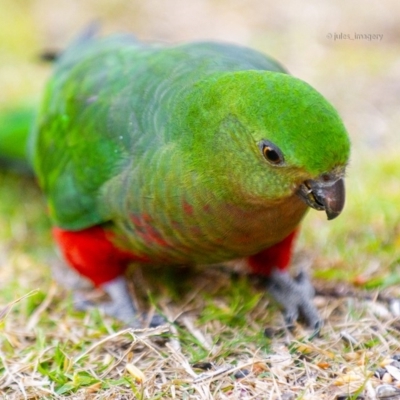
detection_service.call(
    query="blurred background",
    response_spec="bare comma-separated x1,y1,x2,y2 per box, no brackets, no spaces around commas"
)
0,0,399,288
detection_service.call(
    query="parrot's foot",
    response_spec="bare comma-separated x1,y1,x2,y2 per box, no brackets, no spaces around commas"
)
266,269,322,333
73,276,165,328
101,276,141,326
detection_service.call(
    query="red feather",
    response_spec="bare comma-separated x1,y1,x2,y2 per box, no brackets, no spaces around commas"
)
246,230,298,276
53,226,149,286
53,225,298,286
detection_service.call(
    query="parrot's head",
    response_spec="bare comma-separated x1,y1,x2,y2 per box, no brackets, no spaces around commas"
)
181,70,351,220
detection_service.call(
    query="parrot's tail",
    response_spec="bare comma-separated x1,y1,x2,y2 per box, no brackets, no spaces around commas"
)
0,103,36,175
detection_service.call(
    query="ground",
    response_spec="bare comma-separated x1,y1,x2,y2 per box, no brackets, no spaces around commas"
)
1,1,400,399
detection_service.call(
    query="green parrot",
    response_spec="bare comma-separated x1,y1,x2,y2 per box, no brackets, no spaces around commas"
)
2,29,350,330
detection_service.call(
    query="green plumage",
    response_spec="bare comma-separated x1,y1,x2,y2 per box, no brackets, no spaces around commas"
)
31,33,350,265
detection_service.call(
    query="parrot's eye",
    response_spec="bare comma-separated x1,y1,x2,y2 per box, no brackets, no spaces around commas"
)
259,140,284,166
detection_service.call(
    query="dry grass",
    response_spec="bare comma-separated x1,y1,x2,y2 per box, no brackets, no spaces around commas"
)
3,255,400,399
1,0,400,399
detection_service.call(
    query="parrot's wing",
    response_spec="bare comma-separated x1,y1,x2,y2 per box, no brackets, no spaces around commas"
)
31,35,146,229
32,36,287,230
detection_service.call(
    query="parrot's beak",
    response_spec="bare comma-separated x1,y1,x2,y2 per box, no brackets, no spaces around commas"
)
297,176,345,220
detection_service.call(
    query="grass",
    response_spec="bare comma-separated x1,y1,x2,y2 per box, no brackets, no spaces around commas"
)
1,158,400,399
2,0,400,398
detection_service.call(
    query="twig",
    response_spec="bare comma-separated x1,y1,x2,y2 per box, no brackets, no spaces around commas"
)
74,325,169,363
26,282,58,330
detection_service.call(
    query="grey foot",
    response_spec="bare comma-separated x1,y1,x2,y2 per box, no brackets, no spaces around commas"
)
266,269,322,333
73,276,165,328
101,276,140,325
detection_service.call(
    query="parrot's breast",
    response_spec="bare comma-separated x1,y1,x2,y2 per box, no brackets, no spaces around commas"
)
110,191,308,265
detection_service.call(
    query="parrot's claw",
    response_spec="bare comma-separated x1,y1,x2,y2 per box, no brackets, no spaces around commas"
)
266,269,322,332
73,276,165,328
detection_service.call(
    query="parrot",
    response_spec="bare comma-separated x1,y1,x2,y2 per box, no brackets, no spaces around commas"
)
1,29,350,332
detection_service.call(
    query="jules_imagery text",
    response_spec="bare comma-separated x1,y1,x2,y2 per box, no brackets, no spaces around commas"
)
326,32,383,41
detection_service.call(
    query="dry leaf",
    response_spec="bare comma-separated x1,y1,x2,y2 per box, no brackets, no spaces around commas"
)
126,363,145,383
385,365,400,382
381,373,392,383
317,361,330,370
